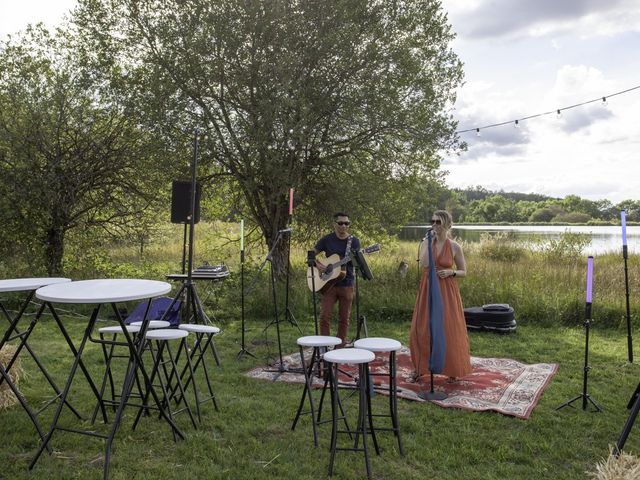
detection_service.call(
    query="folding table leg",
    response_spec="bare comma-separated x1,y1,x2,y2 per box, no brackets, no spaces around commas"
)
0,362,52,453
29,306,102,470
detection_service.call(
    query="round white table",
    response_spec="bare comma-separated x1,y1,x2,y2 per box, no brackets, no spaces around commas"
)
29,279,176,480
36,278,171,304
0,277,72,450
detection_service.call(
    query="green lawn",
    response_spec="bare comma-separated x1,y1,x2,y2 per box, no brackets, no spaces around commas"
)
2,311,640,480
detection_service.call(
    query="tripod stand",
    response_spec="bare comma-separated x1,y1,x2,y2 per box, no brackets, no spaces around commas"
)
244,230,293,375
279,222,301,333
556,301,601,411
352,249,371,341
161,130,219,364
237,245,255,359
615,381,640,454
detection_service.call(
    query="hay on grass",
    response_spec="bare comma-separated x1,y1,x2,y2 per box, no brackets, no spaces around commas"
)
588,448,640,480
0,344,22,410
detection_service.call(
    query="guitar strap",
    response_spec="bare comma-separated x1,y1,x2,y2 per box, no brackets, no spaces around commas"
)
345,235,353,259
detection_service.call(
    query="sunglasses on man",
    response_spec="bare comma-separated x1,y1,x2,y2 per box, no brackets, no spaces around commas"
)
335,221,350,226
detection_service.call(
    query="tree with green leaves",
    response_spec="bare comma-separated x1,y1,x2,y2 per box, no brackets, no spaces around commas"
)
73,0,464,274
0,26,165,275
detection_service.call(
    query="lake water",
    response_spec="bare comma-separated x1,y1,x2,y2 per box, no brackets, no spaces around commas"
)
400,225,640,255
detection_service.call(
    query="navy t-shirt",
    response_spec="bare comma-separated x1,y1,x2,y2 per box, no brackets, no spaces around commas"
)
314,233,361,287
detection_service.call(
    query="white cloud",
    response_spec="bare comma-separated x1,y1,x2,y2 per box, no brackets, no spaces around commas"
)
440,0,640,202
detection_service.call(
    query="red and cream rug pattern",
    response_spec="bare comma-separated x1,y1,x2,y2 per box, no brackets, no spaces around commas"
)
245,346,558,419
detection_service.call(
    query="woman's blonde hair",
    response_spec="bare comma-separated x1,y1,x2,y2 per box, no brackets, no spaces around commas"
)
433,210,453,236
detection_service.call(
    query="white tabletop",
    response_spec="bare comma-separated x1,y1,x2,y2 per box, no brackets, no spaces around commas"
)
36,279,171,304
0,277,71,293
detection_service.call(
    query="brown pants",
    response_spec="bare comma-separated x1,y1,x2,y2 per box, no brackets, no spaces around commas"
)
319,285,354,345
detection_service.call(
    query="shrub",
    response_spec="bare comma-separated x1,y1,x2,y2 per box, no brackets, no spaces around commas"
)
539,231,591,262
528,207,555,222
551,212,592,223
477,232,526,262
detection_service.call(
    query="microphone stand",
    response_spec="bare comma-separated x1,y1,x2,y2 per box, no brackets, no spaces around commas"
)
283,219,301,333
623,244,633,363
418,228,447,401
237,247,255,359
307,250,319,335
245,230,291,378
353,249,369,341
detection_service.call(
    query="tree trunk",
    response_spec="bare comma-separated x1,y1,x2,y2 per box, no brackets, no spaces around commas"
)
45,226,65,276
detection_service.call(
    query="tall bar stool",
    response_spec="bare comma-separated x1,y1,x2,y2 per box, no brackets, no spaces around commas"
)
133,328,198,436
353,337,404,455
91,324,142,423
179,322,221,366
176,323,221,422
90,320,171,423
323,348,379,480
291,335,342,446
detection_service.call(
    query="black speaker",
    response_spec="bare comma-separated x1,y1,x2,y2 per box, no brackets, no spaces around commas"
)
171,180,201,224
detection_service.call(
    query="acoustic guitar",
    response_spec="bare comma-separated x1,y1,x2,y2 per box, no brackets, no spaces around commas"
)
307,244,380,292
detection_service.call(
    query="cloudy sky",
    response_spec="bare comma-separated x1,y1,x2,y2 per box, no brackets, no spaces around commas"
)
2,0,640,202
440,0,640,202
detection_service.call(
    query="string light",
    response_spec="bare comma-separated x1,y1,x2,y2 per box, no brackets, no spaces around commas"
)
458,84,640,134
514,119,520,128
556,109,562,119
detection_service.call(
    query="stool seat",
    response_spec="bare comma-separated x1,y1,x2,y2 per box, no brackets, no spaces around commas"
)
98,325,142,334
145,329,189,341
297,335,342,348
130,320,171,329
354,337,401,352
324,348,374,365
178,324,220,334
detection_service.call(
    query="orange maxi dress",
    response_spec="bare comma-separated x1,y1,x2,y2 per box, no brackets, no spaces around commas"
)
409,238,472,379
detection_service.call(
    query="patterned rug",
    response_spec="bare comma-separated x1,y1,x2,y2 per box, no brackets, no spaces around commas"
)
245,346,558,419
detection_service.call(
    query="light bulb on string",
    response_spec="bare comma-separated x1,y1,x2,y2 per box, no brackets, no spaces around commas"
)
556,109,562,119
514,119,520,129
602,96,608,108
475,128,481,137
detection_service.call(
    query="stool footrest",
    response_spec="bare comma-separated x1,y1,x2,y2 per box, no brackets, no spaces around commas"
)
334,447,367,453
34,395,62,415
55,426,109,439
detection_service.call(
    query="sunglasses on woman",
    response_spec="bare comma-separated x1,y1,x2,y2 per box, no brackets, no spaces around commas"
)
430,219,442,225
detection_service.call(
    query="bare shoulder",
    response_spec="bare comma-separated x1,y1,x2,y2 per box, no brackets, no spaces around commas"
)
450,239,464,254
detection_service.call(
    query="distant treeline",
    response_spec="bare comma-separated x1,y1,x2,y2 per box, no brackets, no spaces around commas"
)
426,186,639,224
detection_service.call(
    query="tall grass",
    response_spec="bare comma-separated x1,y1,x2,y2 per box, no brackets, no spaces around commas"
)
2,222,634,330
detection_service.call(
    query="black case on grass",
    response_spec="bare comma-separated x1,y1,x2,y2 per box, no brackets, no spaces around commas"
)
464,304,516,333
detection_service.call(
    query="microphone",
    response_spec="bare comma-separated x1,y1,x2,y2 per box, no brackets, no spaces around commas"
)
279,227,293,233
423,226,433,240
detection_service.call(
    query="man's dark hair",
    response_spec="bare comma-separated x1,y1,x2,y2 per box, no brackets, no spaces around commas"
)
333,212,349,219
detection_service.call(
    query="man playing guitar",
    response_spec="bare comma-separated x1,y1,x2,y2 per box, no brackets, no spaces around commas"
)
313,212,360,347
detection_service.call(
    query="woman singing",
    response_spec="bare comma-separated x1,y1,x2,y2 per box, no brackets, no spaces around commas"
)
409,210,472,381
